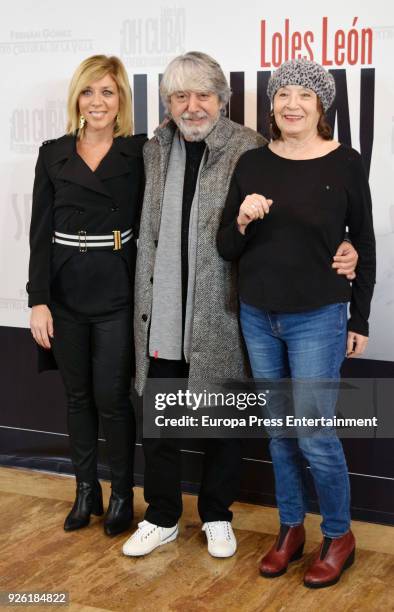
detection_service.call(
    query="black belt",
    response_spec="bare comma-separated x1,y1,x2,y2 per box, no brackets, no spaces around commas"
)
53,228,133,252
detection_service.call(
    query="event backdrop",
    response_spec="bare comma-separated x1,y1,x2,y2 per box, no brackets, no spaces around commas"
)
1,0,393,360
0,1,393,525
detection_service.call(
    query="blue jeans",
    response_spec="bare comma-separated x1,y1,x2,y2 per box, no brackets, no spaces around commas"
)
240,301,350,538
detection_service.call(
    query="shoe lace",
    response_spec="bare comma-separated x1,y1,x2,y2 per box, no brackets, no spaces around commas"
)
204,521,232,542
132,520,158,541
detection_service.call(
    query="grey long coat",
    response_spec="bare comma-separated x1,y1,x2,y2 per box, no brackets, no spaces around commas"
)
134,116,266,395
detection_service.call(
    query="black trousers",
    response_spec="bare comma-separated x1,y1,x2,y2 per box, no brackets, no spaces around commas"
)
51,304,136,495
143,358,243,526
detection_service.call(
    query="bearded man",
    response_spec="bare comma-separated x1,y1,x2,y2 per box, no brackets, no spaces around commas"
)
122,51,358,558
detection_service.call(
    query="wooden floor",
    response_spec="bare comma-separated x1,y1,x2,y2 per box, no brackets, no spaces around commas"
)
0,467,393,612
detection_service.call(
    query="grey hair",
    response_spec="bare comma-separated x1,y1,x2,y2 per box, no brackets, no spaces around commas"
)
160,51,231,115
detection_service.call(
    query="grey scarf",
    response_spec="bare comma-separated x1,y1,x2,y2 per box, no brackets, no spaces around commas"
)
149,131,205,362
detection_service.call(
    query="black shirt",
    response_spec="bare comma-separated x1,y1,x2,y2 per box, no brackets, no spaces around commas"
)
217,144,376,336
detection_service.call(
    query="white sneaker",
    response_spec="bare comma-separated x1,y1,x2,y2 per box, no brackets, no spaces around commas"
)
122,520,178,557
202,521,237,558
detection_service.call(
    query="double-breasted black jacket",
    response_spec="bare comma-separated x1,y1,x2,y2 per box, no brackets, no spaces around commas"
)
27,133,147,308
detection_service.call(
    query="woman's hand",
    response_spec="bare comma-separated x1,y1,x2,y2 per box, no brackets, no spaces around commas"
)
346,332,368,357
30,305,54,349
237,194,273,235
332,242,358,280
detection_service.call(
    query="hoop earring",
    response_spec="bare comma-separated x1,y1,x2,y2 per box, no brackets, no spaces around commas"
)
79,115,86,129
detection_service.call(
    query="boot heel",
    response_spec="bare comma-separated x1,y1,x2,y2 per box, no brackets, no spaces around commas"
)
290,541,305,562
92,496,104,516
343,547,355,570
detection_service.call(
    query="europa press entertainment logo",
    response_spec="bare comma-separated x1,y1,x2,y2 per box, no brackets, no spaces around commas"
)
10,99,67,155
120,7,186,67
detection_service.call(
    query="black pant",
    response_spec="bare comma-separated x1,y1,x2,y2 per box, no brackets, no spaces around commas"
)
51,304,136,495
143,358,243,526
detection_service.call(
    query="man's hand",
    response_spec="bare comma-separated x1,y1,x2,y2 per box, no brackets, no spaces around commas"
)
30,304,54,349
332,242,358,280
237,194,273,235
346,332,368,357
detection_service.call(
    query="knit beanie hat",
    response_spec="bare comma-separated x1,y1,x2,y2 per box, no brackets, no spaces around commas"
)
267,59,336,112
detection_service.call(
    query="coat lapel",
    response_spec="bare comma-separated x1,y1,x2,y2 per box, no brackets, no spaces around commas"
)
56,153,112,198
49,135,134,199
151,123,175,239
150,118,235,238
203,116,234,170
95,137,135,181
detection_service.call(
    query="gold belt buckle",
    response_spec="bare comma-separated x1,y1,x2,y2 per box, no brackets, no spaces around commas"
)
113,230,122,251
78,230,87,253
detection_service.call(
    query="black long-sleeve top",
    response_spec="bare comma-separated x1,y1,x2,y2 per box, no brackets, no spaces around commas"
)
217,144,376,336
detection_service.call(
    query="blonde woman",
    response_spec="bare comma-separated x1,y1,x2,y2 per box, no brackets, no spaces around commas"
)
27,55,146,536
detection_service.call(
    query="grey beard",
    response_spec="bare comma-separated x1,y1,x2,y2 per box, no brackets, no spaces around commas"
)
174,112,221,142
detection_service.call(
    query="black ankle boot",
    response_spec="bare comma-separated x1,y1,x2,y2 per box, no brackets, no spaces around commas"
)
64,480,104,532
104,492,133,536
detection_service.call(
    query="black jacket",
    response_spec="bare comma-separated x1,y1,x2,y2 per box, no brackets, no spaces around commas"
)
27,133,146,371
27,133,146,307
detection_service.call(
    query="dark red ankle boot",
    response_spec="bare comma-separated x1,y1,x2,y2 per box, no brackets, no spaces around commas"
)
304,530,355,588
259,524,305,578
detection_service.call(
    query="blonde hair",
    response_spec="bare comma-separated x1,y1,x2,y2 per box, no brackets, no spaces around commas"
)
66,55,133,137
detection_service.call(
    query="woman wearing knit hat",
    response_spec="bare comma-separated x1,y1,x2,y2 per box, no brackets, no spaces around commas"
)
217,59,375,588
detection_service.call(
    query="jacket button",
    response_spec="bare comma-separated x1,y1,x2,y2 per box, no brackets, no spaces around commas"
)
142,314,148,322
78,210,84,215
111,206,119,212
